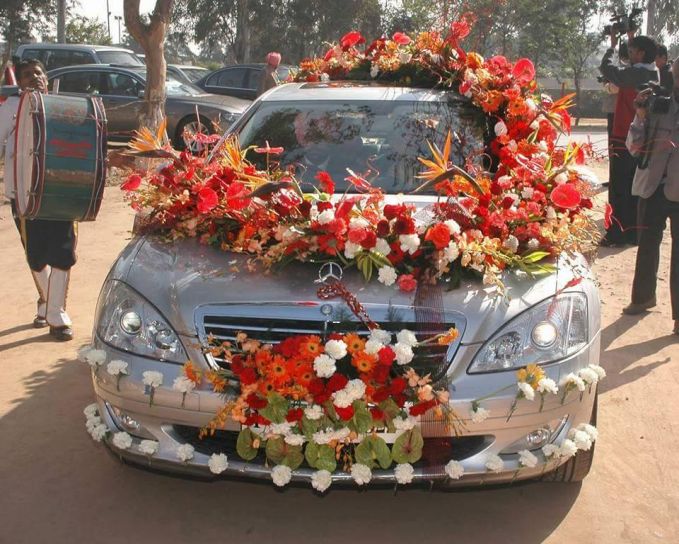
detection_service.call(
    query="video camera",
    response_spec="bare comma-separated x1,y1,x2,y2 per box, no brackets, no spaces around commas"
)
603,7,644,38
637,81,672,115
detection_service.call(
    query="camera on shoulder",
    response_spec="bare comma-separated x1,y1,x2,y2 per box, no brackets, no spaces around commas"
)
637,82,672,114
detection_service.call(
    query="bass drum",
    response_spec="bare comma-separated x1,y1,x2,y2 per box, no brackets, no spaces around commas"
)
13,91,107,221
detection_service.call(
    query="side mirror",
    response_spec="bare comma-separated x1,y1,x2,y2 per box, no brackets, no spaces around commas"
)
137,88,145,98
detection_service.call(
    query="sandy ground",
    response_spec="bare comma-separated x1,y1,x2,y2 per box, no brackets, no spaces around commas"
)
1,164,678,544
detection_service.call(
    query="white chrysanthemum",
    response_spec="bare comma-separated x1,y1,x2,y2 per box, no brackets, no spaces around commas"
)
317,209,335,224
494,120,508,137
364,339,383,355
444,241,460,262
527,238,540,250
284,433,305,446
578,367,599,386
377,265,398,286
399,234,420,254
542,444,561,459
369,329,392,345
304,405,323,421
324,339,348,360
554,172,568,185
375,238,391,256
312,428,333,445
77,345,94,363
311,470,332,493
349,217,370,229
577,423,598,442
370,64,379,78
444,219,461,235
172,376,196,394
445,459,464,479
344,241,361,259
518,381,535,401
560,373,586,392
537,378,558,395
345,379,366,401
83,348,107,369
331,428,351,442
546,206,557,220
208,453,229,474
394,343,414,365
569,429,593,451
176,443,195,462
320,72,330,83
394,463,415,484
502,235,519,254
313,354,336,378
112,432,133,450
518,449,538,468
521,187,534,199
558,439,578,458
396,329,418,347
272,465,293,487
83,403,99,419
393,416,417,436
470,405,490,424
350,463,372,485
139,440,159,456
142,370,163,388
88,423,108,442
332,390,353,408
106,360,128,376
85,416,102,432
588,364,606,380
485,454,505,473
269,421,294,435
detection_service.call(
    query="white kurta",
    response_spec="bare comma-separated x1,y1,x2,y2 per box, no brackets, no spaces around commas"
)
0,95,20,200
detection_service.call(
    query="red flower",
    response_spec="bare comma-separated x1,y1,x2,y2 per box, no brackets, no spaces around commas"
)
372,365,390,384
410,399,437,416
246,393,268,410
240,367,258,386
425,223,451,250
315,171,335,194
376,219,390,237
121,173,142,191
397,274,417,292
360,230,377,249
394,216,416,235
345,172,372,191
286,408,304,422
226,182,250,210
335,404,355,420
370,407,385,421
308,378,325,396
512,58,536,86
383,204,406,220
550,184,581,209
340,30,365,50
372,387,390,403
326,373,348,393
378,346,395,366
348,227,368,244
254,141,284,155
390,377,407,395
392,32,411,45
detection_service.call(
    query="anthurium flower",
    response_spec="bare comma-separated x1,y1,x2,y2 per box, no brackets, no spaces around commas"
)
512,58,536,86
392,32,411,45
550,183,581,209
121,173,142,191
340,30,364,50
197,186,219,213
254,141,284,155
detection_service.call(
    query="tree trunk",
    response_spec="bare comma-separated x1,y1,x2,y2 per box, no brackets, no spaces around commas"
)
57,0,66,43
123,0,173,134
646,0,657,36
234,0,251,63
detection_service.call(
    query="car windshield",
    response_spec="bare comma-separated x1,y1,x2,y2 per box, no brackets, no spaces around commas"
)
182,68,209,82
237,99,486,194
97,50,143,65
131,69,204,96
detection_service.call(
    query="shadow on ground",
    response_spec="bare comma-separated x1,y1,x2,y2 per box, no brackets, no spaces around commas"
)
0,357,582,544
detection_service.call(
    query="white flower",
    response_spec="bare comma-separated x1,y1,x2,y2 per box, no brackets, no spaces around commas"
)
537,378,558,395
399,51,413,64
349,217,370,229
494,120,508,137
350,463,372,485
369,329,392,344
106,360,128,376
569,429,593,451
88,423,108,442
396,329,418,347
272,465,293,487
502,235,519,254
485,454,505,473
112,432,133,450
577,423,598,442
578,367,599,386
560,373,586,392
172,376,196,394
554,172,568,185
375,238,391,256
269,421,294,435
370,64,379,78
284,433,305,446
331,428,351,442
589,364,606,380
470,404,490,424
546,206,557,220
304,405,323,421
527,238,540,250
444,219,461,235
208,453,229,474
312,428,334,445
317,209,335,224
518,381,535,401
345,379,366,400
311,470,332,493
395,463,415,484
320,72,330,83
332,390,353,408
176,443,195,462
324,339,347,360
83,348,106,369
77,345,93,363
313,354,336,378
378,265,397,286
444,241,460,262
518,449,538,468
86,416,102,432
364,339,383,355
445,459,464,479
344,241,361,259
139,440,159,456
142,371,163,388
558,439,578,458
394,343,414,365
393,415,417,436
83,403,99,419
399,234,420,254
541,444,561,459
525,98,537,113
521,187,534,199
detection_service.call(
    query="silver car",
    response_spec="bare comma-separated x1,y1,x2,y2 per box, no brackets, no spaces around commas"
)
90,83,601,487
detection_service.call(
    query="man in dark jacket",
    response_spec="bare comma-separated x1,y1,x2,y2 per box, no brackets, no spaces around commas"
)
600,33,659,245
656,45,674,92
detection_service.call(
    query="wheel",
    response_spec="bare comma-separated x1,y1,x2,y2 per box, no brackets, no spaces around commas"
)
174,115,214,153
542,390,597,483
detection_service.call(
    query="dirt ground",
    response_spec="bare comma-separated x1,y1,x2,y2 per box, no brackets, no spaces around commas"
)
0,164,678,544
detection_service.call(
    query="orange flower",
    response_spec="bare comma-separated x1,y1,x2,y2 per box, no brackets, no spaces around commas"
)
269,355,289,386
437,327,459,345
352,351,377,373
343,333,366,355
294,363,315,388
480,90,504,113
300,335,323,358
507,99,529,118
258,380,277,396
183,361,202,385
206,370,227,393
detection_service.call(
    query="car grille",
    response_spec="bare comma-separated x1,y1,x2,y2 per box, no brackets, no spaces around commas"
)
196,303,465,382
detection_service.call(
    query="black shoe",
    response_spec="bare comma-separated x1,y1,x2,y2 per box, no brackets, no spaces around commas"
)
49,325,74,341
622,297,657,315
600,237,625,248
33,316,48,328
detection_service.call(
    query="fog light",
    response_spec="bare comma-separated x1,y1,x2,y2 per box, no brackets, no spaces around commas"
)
526,428,551,448
531,321,557,348
500,416,568,454
106,402,154,439
120,311,142,335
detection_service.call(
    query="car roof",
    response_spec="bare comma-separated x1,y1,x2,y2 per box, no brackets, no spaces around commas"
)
260,82,464,102
17,43,136,53
212,63,293,71
47,64,145,77
169,65,208,70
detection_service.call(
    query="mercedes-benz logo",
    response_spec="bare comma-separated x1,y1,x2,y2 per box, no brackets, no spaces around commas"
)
316,262,343,284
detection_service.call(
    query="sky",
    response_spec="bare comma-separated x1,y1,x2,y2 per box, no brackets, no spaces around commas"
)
75,0,158,42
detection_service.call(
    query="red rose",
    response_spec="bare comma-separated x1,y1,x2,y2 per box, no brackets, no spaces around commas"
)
378,346,395,366
326,373,348,393
397,274,417,292
246,393,268,410
372,387,390,403
308,378,325,396
240,367,258,386
425,223,451,250
121,173,142,191
298,200,312,217
286,408,304,422
335,404,355,420
550,184,581,210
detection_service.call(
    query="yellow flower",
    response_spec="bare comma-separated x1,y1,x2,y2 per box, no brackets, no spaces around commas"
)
437,327,459,345
516,364,545,389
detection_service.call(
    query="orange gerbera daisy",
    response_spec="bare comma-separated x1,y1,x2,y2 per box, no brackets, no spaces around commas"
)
352,351,377,374
269,355,290,386
294,363,315,388
300,335,324,358
258,380,276,396
343,333,366,355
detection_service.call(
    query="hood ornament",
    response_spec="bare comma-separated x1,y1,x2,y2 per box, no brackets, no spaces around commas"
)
316,261,343,284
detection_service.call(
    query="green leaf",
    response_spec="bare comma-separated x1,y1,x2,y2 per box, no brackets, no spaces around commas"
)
355,435,393,469
304,441,337,472
369,251,392,267
350,401,373,435
391,427,424,464
301,416,321,439
378,398,401,433
265,436,304,469
259,392,289,424
521,250,551,264
236,428,259,461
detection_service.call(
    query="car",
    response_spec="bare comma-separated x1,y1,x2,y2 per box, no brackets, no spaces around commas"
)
195,63,293,99
167,64,210,84
47,64,251,147
14,43,142,71
88,82,601,487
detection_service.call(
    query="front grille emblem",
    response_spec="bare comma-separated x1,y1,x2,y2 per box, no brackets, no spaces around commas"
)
316,262,343,284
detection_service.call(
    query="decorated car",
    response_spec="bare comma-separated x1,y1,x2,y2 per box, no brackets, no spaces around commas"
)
81,20,603,491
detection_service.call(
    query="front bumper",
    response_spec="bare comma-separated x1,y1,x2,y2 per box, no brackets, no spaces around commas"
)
89,334,599,488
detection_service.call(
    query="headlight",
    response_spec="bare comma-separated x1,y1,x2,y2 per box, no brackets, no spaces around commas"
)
468,293,588,373
94,280,187,363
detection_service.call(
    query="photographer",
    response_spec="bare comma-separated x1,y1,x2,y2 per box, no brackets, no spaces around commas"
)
623,60,679,334
600,32,659,245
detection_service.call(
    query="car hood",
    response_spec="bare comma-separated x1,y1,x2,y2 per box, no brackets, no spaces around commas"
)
171,93,251,112
110,234,596,345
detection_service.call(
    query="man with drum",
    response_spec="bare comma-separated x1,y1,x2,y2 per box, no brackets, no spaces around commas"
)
0,59,76,341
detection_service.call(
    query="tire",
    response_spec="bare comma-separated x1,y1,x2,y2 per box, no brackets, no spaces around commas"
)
174,115,214,152
542,390,598,483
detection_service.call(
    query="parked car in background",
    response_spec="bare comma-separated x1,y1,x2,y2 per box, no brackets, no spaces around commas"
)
167,64,210,84
195,63,293,99
14,43,142,71
47,64,251,147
